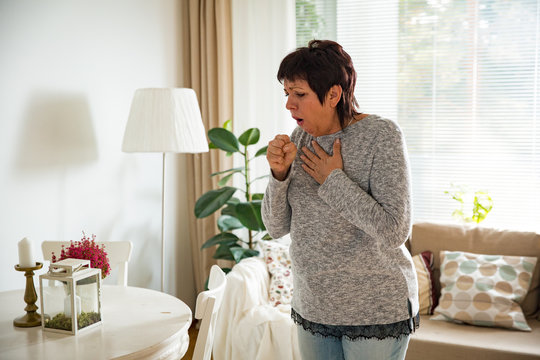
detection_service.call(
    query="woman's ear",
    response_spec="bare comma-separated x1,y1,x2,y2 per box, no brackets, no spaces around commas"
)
326,85,342,108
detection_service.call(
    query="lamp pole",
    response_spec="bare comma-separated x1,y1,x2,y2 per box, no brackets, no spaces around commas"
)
161,153,165,292
122,88,209,294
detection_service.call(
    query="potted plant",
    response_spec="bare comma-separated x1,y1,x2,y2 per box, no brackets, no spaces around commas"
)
194,121,270,274
51,233,111,279
445,183,493,224
43,233,107,334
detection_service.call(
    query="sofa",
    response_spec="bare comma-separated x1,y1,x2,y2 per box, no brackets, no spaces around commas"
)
213,222,540,360
406,222,540,360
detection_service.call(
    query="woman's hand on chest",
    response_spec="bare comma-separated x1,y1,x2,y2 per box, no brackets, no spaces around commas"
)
300,139,343,184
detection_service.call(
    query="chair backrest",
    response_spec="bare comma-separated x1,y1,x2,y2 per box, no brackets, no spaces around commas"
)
41,241,133,286
193,265,227,360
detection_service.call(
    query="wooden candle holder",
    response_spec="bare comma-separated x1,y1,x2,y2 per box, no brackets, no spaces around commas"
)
14,262,43,327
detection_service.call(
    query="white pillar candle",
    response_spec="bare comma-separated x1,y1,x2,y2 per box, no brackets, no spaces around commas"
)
18,237,35,268
64,295,82,317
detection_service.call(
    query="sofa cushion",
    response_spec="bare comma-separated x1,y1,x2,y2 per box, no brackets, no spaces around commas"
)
407,315,540,360
432,250,536,331
262,241,293,306
412,251,437,315
410,222,540,318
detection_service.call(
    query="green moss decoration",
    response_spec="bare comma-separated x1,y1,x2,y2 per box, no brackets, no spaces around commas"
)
44,311,101,331
45,313,72,330
77,311,101,329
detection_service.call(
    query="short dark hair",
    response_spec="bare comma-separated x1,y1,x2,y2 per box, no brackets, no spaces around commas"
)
277,40,360,127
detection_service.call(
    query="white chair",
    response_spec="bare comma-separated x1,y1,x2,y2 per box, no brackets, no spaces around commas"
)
41,240,133,286
193,265,227,360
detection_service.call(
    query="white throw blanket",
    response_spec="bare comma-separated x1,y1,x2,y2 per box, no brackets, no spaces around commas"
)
213,257,300,360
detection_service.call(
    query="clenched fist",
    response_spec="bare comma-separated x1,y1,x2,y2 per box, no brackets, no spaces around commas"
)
266,135,298,181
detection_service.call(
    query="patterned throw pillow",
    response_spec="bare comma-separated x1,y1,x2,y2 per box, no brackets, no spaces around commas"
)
432,250,537,331
412,251,437,315
262,241,293,306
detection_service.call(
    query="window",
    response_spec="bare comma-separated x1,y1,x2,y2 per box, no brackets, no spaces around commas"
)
296,0,540,231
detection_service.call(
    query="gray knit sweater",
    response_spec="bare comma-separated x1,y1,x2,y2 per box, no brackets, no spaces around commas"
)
262,114,418,326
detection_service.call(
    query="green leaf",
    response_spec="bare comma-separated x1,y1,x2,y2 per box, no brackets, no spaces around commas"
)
229,247,260,263
222,197,241,217
201,232,239,249
217,215,243,232
194,187,236,218
251,193,264,200
235,201,265,231
238,128,260,146
213,243,235,261
221,267,232,274
223,119,232,131
218,172,235,186
222,204,237,217
208,128,239,153
210,167,244,177
209,142,217,149
227,197,241,205
255,145,268,157
261,233,273,240
222,207,235,217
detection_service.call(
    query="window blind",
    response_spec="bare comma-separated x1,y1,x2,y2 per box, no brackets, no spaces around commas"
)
296,0,540,231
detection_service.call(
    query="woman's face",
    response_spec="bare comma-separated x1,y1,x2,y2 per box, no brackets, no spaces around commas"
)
283,78,341,137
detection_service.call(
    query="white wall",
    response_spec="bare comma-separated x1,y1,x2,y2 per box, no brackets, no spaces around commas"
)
0,0,196,308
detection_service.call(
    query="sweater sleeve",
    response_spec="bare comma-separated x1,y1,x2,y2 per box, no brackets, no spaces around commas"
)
261,172,292,239
317,123,412,249
261,128,301,239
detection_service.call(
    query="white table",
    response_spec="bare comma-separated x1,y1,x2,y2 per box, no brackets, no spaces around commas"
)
0,286,192,359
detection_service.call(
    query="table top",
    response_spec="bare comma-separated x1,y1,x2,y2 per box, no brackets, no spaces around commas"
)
0,286,192,360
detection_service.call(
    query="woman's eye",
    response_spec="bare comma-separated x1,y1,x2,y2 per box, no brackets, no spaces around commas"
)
283,92,304,98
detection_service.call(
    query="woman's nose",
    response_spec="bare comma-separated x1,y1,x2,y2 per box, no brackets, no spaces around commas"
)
286,96,296,110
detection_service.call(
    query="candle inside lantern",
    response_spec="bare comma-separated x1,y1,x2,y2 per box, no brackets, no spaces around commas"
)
18,237,35,268
64,295,82,317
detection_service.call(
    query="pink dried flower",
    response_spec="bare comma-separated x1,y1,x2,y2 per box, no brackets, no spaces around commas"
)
51,232,110,279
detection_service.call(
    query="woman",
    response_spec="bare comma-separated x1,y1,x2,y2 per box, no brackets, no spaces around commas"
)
262,40,419,360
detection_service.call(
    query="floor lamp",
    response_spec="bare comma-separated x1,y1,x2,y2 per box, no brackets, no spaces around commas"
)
122,88,209,292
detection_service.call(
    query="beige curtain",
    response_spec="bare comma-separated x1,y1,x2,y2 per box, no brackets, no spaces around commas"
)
182,0,234,294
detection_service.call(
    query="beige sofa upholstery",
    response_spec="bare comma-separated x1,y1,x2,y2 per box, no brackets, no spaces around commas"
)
406,222,540,360
214,222,540,359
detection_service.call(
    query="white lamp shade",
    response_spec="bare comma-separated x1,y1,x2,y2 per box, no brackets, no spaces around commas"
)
122,88,209,153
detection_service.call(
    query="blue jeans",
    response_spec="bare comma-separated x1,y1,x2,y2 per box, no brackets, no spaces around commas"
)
297,325,410,360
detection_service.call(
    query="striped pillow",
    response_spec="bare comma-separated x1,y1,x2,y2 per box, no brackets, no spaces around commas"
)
413,251,437,315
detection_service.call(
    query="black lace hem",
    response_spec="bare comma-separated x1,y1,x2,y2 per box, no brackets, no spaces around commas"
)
291,308,420,341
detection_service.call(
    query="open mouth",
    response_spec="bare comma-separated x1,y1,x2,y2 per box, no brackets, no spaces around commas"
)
293,116,304,126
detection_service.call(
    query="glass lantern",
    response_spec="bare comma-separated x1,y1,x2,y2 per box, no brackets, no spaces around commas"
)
39,258,102,335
